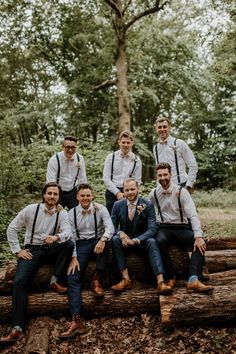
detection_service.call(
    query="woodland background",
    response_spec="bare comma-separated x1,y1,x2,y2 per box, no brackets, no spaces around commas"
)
0,0,235,264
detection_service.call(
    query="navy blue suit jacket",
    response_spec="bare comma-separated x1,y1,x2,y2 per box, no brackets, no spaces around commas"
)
111,197,157,243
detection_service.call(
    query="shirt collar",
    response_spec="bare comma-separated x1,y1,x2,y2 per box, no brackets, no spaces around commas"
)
42,203,57,215
127,198,138,206
62,151,76,162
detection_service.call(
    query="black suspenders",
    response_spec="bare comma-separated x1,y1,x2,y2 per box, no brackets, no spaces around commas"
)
155,139,181,185
154,189,164,222
154,188,183,223
173,139,181,185
110,152,137,181
56,153,80,187
30,203,60,244
73,205,98,239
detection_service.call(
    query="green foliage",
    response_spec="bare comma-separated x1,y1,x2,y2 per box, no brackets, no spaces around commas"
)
193,189,236,208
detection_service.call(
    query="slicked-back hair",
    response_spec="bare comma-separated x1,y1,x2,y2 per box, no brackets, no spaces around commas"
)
156,162,171,174
42,182,62,204
63,135,78,143
155,116,171,126
118,130,134,141
123,177,139,188
77,183,93,193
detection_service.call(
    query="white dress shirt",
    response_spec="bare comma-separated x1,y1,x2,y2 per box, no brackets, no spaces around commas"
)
69,203,114,256
148,183,203,237
153,136,198,188
103,150,142,195
46,151,87,191
7,203,72,254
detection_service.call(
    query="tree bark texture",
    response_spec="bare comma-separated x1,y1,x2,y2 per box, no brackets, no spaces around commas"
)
25,316,50,354
159,284,236,326
0,288,160,323
0,246,190,294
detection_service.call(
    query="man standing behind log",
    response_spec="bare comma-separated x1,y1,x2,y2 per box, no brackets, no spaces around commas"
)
59,183,114,339
149,162,214,293
153,116,198,192
46,135,87,209
110,178,172,295
103,130,142,214
0,182,74,344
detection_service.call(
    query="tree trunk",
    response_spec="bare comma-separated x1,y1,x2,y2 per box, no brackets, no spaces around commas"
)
115,4,131,132
0,288,160,323
159,284,236,326
25,317,50,354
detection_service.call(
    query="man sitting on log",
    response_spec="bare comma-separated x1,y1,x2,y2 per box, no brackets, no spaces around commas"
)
149,162,214,293
0,182,74,344
111,177,172,295
59,183,114,339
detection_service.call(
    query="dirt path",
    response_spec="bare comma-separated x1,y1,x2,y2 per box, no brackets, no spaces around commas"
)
199,207,236,223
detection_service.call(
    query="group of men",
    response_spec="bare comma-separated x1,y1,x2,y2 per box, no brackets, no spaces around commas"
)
0,116,213,344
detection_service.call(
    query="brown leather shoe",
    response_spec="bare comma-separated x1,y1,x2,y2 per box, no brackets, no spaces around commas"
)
49,282,68,294
166,279,176,288
0,329,23,343
157,281,173,295
59,320,86,339
91,279,105,298
186,279,214,293
111,278,132,292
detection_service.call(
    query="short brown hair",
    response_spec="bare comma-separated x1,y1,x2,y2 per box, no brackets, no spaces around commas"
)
123,177,139,188
155,116,171,126
64,135,78,143
156,162,171,173
118,130,134,141
42,182,62,204
77,183,93,192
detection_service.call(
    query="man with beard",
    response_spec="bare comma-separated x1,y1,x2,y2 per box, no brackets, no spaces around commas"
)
110,178,172,295
103,130,142,214
149,162,214,293
59,183,114,339
153,117,198,191
46,135,87,209
0,182,73,344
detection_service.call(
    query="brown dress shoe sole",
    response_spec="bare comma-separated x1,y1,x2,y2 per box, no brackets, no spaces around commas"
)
111,284,132,292
187,287,213,293
59,327,87,340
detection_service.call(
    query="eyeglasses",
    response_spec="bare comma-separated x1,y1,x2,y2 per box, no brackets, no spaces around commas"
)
63,145,77,150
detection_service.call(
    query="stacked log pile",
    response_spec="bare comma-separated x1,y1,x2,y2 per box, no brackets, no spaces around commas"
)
0,237,236,326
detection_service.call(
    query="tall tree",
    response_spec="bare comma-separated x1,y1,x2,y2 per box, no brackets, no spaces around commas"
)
101,0,169,131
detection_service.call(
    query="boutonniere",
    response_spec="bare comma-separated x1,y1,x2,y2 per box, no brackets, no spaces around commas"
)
137,203,147,215
172,144,177,151
74,161,82,168
93,202,102,211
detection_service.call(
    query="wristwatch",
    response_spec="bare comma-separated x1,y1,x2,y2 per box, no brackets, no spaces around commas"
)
100,236,109,242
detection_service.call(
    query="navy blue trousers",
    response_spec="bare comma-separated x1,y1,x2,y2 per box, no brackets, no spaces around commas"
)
156,224,204,280
67,239,110,316
112,235,164,276
12,240,74,330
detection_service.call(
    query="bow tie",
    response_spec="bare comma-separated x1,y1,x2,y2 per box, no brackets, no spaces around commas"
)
120,153,129,159
82,209,93,215
159,139,168,144
162,190,172,195
44,208,56,215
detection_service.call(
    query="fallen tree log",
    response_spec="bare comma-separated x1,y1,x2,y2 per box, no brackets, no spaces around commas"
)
25,316,51,354
206,236,236,250
205,250,236,272
0,288,160,323
159,283,236,326
0,246,190,294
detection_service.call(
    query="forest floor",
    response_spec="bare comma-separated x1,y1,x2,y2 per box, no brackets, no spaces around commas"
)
0,208,236,354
